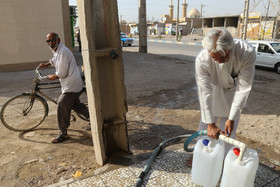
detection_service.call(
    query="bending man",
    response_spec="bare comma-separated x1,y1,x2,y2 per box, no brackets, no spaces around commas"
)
196,28,255,152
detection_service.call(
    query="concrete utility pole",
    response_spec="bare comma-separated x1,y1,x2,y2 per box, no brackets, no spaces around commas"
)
139,0,147,53
262,0,270,40
273,0,280,41
241,0,250,40
200,4,205,17
77,0,129,166
120,15,122,33
176,0,180,41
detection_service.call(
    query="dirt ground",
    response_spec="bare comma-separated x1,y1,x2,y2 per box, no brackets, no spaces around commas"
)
0,50,280,186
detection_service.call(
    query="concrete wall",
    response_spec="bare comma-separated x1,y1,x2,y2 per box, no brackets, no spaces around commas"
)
226,27,239,37
203,27,239,38
213,18,224,27
203,18,213,28
0,0,71,72
225,17,239,27
191,18,202,28
203,16,239,29
202,16,239,37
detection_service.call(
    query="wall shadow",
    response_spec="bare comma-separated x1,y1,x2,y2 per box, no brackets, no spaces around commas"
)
128,120,196,152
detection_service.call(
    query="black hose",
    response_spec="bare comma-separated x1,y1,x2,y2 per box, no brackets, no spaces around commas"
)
134,134,192,187
184,130,207,152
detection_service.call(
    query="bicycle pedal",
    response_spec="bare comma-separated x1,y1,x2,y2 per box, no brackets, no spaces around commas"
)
71,115,76,122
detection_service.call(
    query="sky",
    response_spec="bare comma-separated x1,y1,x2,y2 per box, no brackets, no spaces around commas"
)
69,0,275,23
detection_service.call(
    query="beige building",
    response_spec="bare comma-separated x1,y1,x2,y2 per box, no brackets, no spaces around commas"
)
188,8,200,18
0,0,72,72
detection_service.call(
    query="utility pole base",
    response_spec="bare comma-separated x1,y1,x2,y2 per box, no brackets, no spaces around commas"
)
77,0,129,166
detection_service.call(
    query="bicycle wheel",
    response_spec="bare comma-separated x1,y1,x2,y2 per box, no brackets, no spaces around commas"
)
76,88,90,122
0,93,48,131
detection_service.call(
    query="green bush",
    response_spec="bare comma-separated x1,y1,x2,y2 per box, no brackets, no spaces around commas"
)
179,35,182,41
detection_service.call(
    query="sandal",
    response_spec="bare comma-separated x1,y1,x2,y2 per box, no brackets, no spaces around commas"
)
51,134,69,143
187,156,193,167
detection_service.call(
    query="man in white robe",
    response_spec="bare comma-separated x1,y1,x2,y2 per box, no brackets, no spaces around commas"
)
195,28,256,151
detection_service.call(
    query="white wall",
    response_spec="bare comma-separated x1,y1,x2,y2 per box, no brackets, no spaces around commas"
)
0,0,70,71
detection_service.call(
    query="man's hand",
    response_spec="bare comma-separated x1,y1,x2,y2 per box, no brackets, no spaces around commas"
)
47,74,59,80
207,123,222,140
225,119,234,137
39,62,50,68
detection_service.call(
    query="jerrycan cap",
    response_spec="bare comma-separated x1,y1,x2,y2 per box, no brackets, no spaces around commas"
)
233,148,240,156
203,139,210,146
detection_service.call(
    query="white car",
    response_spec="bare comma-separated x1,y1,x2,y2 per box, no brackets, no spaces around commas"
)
247,40,280,74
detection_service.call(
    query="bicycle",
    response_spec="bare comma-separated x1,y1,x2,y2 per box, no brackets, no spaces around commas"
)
0,66,89,132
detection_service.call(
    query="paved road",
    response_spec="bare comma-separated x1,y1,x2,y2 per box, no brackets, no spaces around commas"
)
125,39,202,62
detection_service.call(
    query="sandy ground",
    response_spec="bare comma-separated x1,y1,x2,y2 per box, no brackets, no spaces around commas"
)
0,49,279,186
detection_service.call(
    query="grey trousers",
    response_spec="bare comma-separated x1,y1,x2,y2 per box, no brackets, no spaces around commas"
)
57,92,89,135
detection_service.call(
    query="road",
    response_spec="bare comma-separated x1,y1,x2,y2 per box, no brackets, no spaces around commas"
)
124,39,278,75
124,39,202,62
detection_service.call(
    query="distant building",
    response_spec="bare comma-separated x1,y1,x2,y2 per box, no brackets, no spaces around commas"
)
238,12,280,40
155,23,166,35
188,8,200,18
126,2,280,40
161,14,173,24
149,2,279,39
202,13,280,40
202,15,239,37
129,23,138,35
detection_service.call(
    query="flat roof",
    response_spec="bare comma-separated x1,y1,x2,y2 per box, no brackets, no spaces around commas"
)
203,15,240,19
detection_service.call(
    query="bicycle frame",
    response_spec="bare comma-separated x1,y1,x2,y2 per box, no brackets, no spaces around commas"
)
33,67,86,105
19,67,62,119
31,67,61,104
32,67,88,122
0,66,89,132
36,81,61,104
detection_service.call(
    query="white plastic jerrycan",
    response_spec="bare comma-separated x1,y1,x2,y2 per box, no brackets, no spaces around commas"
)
191,136,225,187
220,146,259,187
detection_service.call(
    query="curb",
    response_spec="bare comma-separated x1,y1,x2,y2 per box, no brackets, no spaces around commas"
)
134,38,202,46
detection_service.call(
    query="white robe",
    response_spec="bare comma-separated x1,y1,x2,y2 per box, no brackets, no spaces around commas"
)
195,40,256,124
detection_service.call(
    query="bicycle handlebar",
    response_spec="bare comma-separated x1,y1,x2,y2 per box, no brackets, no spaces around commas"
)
35,66,48,81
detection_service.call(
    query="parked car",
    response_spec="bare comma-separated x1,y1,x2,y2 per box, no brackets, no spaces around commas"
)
120,33,133,47
247,40,280,74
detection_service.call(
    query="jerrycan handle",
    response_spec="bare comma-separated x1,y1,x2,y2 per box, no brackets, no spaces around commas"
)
219,135,247,162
